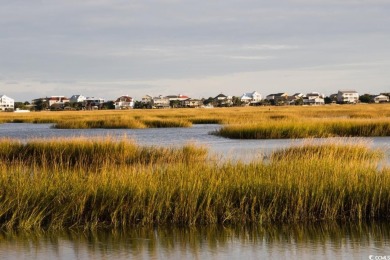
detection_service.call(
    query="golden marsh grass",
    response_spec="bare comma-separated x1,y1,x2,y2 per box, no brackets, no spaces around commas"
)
0,138,389,230
1,104,390,138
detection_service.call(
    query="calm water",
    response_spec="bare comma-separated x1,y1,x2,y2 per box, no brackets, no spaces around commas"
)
1,123,390,259
1,123,390,161
1,222,390,260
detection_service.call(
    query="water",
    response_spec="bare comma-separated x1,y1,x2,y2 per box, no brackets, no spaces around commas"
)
0,222,390,260
1,123,390,161
1,123,390,259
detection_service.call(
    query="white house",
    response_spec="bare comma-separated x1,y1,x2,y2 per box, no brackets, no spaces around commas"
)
337,90,359,104
240,91,262,105
303,92,325,105
114,95,134,109
0,95,14,111
371,94,389,103
69,94,86,103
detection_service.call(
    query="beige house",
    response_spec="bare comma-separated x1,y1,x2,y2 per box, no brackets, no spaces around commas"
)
266,93,289,105
182,98,202,108
152,95,170,108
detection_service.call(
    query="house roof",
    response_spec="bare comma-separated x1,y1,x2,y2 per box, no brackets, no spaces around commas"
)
115,96,133,102
215,93,227,98
338,90,358,94
267,93,287,97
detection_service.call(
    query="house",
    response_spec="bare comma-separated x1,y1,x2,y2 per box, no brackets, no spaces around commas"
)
240,91,262,105
32,96,70,110
114,95,134,109
141,95,153,104
214,93,233,107
303,92,325,105
371,94,389,103
166,94,190,108
166,94,190,101
287,93,304,105
47,96,70,107
181,98,202,108
337,90,359,104
69,95,86,103
152,95,170,108
0,95,14,111
84,97,105,110
266,93,288,105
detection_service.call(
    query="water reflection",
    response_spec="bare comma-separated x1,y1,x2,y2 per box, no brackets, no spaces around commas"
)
1,222,390,259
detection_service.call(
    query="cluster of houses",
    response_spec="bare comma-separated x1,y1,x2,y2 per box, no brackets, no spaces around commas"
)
1,90,389,112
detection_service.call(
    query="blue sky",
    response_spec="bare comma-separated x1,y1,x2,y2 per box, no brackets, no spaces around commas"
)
1,0,389,101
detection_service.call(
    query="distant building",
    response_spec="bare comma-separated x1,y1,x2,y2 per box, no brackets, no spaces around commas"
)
288,93,304,105
266,93,288,105
181,98,202,108
84,97,105,110
114,95,134,109
337,90,359,104
0,95,14,111
371,94,389,103
47,96,70,107
152,95,170,108
69,94,86,103
303,92,325,105
214,93,233,107
166,94,190,101
141,95,153,104
240,91,262,105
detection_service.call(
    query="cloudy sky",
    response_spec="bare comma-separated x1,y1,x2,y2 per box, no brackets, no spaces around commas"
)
1,0,389,101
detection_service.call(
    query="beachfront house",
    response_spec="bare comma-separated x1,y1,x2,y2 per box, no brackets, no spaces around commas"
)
0,95,14,111
303,92,325,105
287,93,304,105
32,96,69,110
142,95,152,104
337,90,359,104
84,97,105,110
152,95,170,108
266,93,288,105
181,98,202,108
69,94,86,103
48,96,70,109
214,93,233,107
167,94,190,108
371,94,389,103
240,91,262,105
114,95,134,109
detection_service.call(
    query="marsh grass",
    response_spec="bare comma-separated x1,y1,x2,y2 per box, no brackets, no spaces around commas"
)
142,119,192,128
0,138,389,230
1,105,390,138
214,120,390,139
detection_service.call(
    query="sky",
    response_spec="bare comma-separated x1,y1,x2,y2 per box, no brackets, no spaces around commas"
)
0,0,389,101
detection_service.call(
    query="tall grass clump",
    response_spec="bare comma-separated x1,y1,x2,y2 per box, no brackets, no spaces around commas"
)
53,119,146,129
0,138,207,170
142,119,192,128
